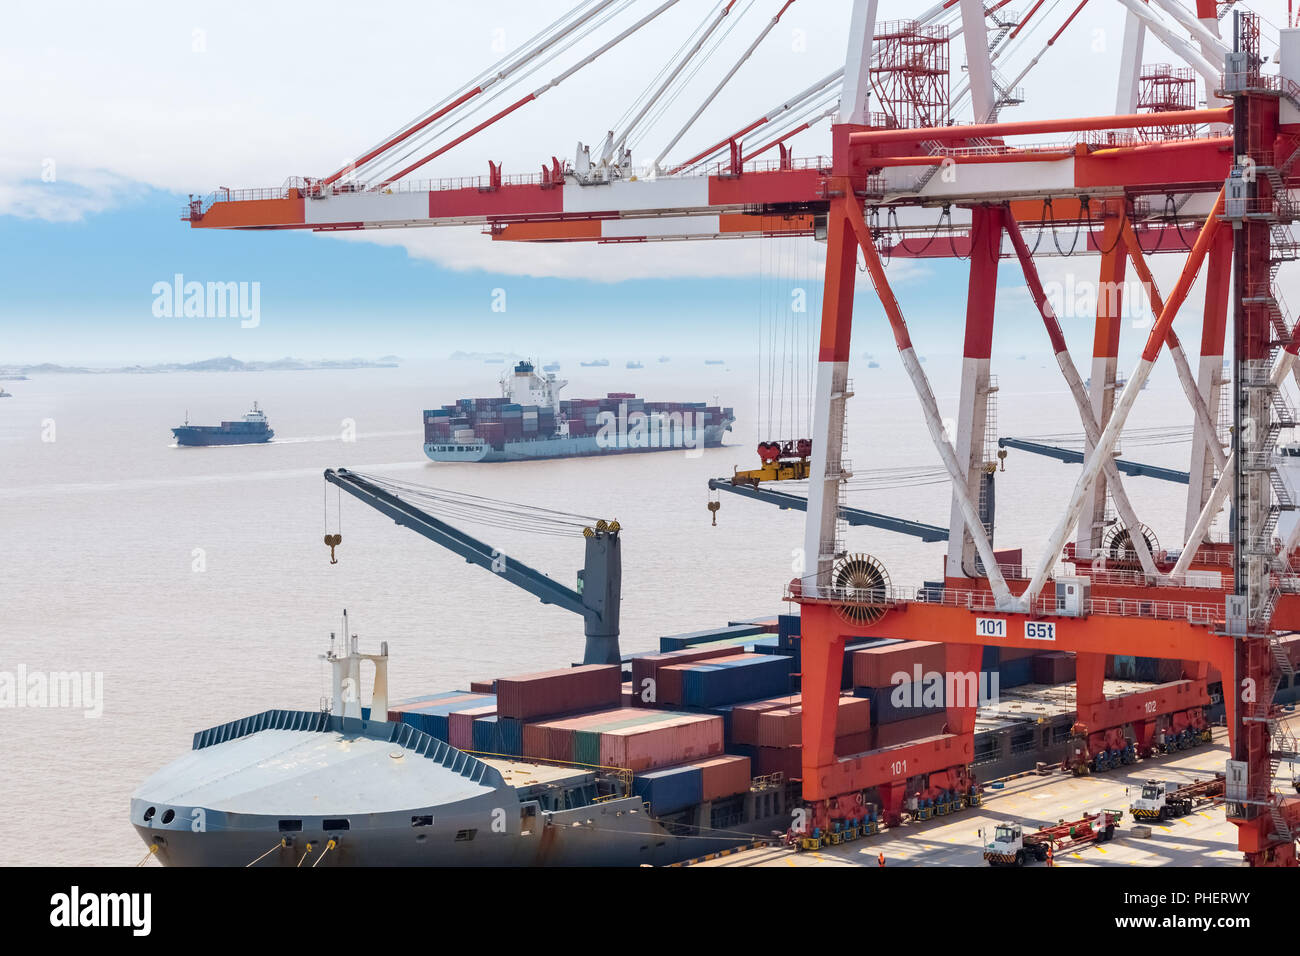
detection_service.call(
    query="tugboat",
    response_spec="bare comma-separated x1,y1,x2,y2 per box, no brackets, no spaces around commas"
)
172,402,274,446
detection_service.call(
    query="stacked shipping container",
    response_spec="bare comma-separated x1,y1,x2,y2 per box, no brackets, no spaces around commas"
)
424,392,735,450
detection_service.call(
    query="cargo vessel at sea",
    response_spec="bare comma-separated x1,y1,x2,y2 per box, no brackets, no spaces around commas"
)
172,402,273,446
423,360,733,462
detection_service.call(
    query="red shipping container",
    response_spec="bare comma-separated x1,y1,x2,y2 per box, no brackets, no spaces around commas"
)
654,652,767,706
522,722,574,763
690,754,752,801
449,704,496,751
750,695,871,747
871,712,949,749
630,646,746,706
600,713,724,772
752,746,800,778
836,730,872,756
469,679,496,694
495,664,622,720
750,732,872,777
851,641,946,688
1031,652,1076,685
730,696,800,742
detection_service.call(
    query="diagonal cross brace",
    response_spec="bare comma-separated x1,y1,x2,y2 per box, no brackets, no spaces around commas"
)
1004,216,1163,581
1020,189,1225,609
845,195,1014,607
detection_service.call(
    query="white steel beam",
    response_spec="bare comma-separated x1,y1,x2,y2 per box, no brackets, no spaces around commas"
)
959,0,997,122
840,0,879,125
1116,10,1147,114
1114,0,1221,91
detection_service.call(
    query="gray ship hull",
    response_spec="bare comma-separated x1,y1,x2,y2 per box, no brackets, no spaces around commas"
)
131,709,786,867
425,423,732,463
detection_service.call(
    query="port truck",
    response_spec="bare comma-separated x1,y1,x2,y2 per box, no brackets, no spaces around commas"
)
1128,774,1225,822
982,809,1123,866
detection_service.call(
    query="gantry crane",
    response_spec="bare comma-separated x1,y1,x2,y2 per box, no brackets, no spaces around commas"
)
185,1,1300,865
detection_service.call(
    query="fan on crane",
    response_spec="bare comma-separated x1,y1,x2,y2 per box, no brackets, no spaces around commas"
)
1101,523,1160,570
832,553,892,627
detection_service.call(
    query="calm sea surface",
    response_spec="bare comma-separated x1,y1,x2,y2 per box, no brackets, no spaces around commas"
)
0,358,1199,864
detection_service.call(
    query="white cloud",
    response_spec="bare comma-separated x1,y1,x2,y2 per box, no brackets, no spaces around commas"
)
0,0,1226,280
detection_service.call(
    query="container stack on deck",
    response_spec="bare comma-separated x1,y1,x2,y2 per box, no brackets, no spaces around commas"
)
424,393,733,449
384,611,1277,821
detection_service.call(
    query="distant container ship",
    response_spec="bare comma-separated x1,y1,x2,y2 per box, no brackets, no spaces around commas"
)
424,360,733,462
172,402,273,446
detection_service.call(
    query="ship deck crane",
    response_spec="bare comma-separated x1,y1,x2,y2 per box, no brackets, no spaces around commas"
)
323,468,623,666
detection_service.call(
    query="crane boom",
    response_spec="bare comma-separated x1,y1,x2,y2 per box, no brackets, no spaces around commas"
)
323,468,623,665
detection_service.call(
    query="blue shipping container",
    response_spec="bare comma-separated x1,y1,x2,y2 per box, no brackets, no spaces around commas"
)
633,764,704,815
391,693,496,742
998,657,1033,689
680,655,793,708
472,715,502,754
659,624,768,652
777,613,800,646
497,717,524,757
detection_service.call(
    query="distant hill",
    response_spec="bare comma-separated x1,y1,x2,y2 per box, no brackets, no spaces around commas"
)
450,351,517,362
0,356,399,375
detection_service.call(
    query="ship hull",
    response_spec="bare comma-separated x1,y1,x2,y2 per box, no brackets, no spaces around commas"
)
130,710,785,867
173,427,273,446
425,423,731,463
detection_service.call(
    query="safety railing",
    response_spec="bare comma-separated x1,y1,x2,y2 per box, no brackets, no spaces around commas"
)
788,580,1223,625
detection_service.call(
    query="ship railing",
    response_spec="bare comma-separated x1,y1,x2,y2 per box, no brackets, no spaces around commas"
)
1066,565,1230,589
788,582,1223,625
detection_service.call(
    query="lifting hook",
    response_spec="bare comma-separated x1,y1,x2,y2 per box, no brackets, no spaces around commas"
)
324,533,342,564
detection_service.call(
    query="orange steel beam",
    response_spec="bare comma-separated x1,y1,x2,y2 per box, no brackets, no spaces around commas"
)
795,600,1237,801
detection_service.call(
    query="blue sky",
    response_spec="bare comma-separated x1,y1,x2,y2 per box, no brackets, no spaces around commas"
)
0,187,909,364
0,1,1238,367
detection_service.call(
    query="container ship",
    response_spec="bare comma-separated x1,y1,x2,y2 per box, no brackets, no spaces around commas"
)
423,360,733,462
130,606,1298,866
172,402,273,446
